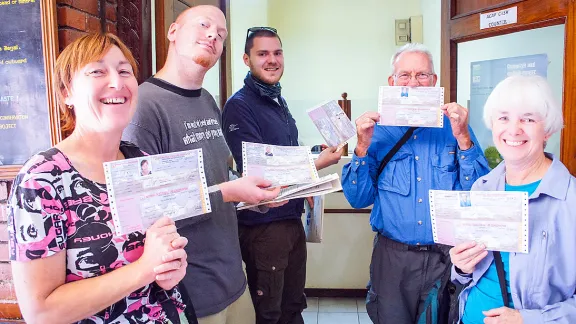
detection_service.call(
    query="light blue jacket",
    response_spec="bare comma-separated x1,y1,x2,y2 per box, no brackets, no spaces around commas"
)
452,154,576,323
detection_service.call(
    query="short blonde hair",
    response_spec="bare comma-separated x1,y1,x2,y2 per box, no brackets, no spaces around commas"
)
54,33,138,135
483,75,563,135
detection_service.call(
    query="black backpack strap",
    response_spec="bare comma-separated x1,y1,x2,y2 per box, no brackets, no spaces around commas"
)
119,141,146,158
493,251,510,307
178,282,199,323
377,127,418,177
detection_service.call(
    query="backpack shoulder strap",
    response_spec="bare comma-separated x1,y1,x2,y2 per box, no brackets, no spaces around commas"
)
119,141,146,159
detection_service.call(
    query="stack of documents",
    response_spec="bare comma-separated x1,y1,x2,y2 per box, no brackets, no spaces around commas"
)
238,142,342,209
237,173,342,210
104,149,211,236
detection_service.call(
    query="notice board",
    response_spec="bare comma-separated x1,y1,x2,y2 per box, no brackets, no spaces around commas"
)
0,0,60,179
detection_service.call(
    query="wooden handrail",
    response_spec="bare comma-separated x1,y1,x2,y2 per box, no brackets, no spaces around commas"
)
337,92,352,156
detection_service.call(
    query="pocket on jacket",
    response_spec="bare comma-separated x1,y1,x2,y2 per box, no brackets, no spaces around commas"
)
432,145,457,187
532,229,550,293
377,152,412,196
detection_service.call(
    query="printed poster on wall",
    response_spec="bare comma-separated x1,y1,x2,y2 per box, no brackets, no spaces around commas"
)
469,54,550,168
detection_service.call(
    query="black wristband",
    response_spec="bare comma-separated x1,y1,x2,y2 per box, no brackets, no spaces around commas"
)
455,266,473,277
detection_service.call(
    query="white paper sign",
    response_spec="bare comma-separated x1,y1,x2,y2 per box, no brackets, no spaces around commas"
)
480,6,517,30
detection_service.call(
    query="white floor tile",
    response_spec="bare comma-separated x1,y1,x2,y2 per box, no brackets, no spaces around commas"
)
356,298,367,313
318,312,359,324
305,297,319,312
358,312,372,324
318,297,358,313
303,311,318,324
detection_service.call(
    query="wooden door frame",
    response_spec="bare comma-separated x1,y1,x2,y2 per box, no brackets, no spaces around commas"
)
154,0,230,108
441,0,576,174
117,0,153,84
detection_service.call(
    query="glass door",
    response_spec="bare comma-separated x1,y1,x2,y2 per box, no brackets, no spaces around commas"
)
456,25,565,167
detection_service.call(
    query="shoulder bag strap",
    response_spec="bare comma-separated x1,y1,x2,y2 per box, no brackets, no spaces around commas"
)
377,127,418,177
177,283,199,323
493,251,511,308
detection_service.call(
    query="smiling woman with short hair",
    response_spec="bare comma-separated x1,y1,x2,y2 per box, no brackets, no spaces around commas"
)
449,75,576,324
7,33,189,324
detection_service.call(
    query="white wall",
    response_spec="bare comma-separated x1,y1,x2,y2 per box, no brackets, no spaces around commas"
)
230,0,269,92
306,158,373,289
304,209,372,288
267,0,421,149
420,0,441,84
203,61,221,107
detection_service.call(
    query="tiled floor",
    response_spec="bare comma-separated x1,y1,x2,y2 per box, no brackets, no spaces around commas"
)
303,297,371,324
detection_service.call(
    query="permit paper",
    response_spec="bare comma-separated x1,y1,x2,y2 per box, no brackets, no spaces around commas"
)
237,173,342,210
429,190,529,253
304,195,324,243
307,100,356,149
378,86,444,128
104,149,211,236
242,142,319,187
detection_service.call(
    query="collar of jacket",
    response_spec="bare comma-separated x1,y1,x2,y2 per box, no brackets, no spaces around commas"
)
477,152,569,201
243,72,281,99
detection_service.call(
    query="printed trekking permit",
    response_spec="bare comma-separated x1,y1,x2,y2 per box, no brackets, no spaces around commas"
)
304,195,325,243
378,86,444,128
242,142,319,187
307,100,356,149
429,190,529,253
104,149,211,236
237,173,342,210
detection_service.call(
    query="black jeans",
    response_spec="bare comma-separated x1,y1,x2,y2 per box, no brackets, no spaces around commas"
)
239,219,307,324
366,234,452,324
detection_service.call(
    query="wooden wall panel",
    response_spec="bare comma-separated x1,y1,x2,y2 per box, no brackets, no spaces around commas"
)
117,0,153,83
450,0,567,41
560,0,576,172
452,0,526,18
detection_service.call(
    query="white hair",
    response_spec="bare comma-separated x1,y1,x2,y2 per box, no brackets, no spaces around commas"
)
483,75,563,135
390,43,435,74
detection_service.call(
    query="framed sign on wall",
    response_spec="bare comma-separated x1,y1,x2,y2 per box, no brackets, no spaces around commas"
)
0,0,60,180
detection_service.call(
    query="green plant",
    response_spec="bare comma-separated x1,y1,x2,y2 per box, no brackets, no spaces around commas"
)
484,146,503,169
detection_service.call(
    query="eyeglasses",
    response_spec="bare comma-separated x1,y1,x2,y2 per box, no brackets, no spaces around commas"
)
246,27,278,41
395,72,434,82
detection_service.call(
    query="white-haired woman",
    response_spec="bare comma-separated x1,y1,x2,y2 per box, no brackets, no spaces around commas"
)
449,75,576,324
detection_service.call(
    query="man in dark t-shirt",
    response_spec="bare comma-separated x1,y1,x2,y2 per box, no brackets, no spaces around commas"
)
123,5,279,324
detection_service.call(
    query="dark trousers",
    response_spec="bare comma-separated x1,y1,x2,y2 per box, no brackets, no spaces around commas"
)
367,234,452,324
239,219,307,324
